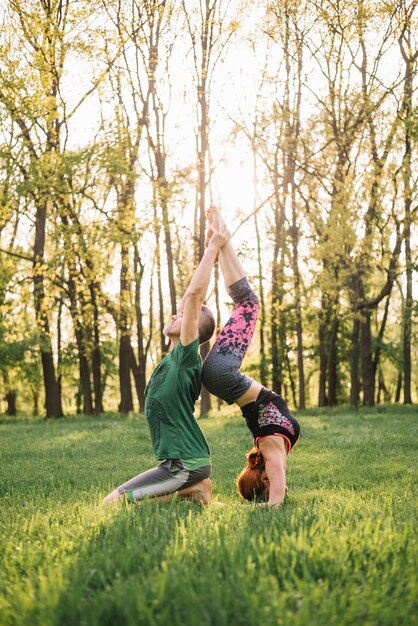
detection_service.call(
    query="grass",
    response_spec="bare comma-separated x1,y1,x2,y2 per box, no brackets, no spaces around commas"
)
0,405,417,626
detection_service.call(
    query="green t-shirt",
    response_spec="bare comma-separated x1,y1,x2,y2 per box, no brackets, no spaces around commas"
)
144,337,210,463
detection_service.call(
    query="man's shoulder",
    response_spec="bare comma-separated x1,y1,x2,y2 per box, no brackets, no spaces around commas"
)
171,338,201,368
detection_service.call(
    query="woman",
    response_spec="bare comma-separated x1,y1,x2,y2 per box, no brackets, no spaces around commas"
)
202,207,300,507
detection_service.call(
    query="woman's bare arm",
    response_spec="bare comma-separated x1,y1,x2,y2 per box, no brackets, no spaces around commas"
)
258,437,288,506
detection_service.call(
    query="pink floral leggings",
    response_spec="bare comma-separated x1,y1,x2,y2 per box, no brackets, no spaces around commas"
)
202,277,259,404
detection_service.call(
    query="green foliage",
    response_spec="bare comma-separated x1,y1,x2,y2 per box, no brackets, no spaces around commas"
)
0,408,416,626
406,106,418,140
0,252,42,410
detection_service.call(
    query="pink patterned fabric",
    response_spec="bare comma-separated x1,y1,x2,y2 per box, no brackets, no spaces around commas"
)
202,277,259,404
211,299,259,360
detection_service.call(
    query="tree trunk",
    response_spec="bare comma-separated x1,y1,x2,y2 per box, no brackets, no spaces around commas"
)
6,391,16,416
271,166,286,395
58,205,104,416
395,372,402,403
119,237,134,414
90,283,104,414
398,17,417,404
196,3,211,418
327,317,338,406
271,252,285,396
65,260,94,416
350,317,360,407
75,387,82,414
153,194,169,359
200,342,211,415
128,343,144,413
377,367,390,404
33,201,62,418
119,334,134,413
255,211,268,388
159,180,177,317
78,342,94,415
403,220,413,404
318,300,329,407
372,292,391,389
283,4,305,408
57,294,63,411
361,310,374,406
157,234,168,359
290,184,305,409
271,257,280,395
286,352,297,409
32,389,39,416
278,295,287,397
134,245,147,413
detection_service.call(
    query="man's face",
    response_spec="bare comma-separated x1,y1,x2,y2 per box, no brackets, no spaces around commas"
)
163,312,183,337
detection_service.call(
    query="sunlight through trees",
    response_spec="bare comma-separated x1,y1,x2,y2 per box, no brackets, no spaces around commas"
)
0,0,416,416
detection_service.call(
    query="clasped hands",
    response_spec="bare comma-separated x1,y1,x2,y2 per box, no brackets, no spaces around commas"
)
205,205,231,253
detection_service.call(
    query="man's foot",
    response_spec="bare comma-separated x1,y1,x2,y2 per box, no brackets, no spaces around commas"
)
178,478,213,505
101,488,125,507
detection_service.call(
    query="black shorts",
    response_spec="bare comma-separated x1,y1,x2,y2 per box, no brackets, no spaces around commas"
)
241,388,300,454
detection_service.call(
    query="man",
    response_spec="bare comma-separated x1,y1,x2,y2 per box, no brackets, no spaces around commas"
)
102,220,229,505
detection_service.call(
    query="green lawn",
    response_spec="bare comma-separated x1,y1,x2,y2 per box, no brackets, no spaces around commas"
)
0,406,417,626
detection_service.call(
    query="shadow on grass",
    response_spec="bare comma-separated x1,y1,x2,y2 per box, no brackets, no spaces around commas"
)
44,494,416,626
47,499,208,626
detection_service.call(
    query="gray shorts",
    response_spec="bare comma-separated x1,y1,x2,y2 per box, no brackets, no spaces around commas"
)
117,459,211,502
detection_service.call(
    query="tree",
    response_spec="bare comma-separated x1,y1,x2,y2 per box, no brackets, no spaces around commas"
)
182,0,238,415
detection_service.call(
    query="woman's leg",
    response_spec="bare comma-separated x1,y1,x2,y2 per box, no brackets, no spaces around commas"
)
203,207,261,404
202,276,260,404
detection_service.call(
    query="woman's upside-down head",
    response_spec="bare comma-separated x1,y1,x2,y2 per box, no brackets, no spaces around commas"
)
237,447,269,501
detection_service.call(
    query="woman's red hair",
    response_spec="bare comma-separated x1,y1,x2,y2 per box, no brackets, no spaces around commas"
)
237,448,267,501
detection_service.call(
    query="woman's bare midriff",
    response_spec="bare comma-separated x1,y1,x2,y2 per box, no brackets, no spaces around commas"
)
257,433,289,456
234,379,264,407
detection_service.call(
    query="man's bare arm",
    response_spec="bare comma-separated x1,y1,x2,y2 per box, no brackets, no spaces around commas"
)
180,227,230,346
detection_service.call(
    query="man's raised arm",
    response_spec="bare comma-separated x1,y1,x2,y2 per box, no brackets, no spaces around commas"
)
179,225,230,346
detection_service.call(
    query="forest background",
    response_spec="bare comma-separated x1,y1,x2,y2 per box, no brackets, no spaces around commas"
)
0,0,416,419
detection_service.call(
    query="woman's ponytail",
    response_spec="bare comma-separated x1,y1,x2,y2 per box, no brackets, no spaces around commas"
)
246,447,264,469
237,448,266,501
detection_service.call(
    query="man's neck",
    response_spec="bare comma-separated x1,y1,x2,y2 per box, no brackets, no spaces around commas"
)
169,337,179,350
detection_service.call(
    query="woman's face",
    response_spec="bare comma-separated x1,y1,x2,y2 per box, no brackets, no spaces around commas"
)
258,469,288,499
259,469,270,496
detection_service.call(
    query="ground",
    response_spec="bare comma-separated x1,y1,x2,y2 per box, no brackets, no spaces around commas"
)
0,405,416,626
